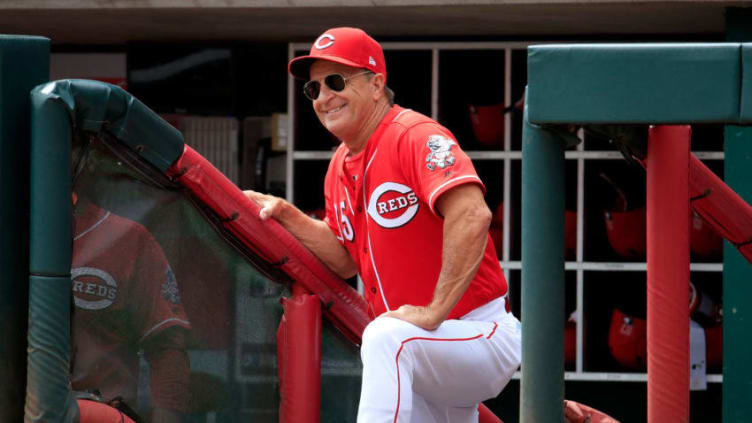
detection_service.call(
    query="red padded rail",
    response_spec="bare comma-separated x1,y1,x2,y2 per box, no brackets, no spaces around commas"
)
687,154,752,262
167,145,370,344
639,152,752,264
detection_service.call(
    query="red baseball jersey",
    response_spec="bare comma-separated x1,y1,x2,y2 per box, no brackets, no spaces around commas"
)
71,201,190,407
324,105,507,319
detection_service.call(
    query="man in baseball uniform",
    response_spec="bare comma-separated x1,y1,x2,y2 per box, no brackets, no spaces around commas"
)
245,27,521,422
71,189,192,422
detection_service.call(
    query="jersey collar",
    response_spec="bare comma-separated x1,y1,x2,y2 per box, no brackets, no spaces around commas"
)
337,104,405,191
73,201,110,240
359,104,404,161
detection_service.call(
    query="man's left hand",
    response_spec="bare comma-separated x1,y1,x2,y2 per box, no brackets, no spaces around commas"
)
381,304,444,331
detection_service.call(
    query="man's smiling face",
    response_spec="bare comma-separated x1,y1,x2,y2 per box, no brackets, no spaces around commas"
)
309,60,376,145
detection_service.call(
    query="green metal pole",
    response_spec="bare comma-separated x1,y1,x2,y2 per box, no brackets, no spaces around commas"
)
723,9,752,422
722,125,752,423
521,97,566,423
0,35,48,423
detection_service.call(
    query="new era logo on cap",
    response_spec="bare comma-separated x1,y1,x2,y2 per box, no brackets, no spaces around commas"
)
288,27,387,83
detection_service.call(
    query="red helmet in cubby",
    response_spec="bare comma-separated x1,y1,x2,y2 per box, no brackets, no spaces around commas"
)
603,207,647,259
469,103,505,146
600,172,646,259
608,308,647,370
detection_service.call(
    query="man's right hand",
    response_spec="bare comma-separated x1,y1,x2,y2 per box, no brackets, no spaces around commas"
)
241,190,358,279
243,190,287,221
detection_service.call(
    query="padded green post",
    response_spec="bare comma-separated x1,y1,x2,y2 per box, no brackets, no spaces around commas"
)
723,12,752,422
521,96,566,422
25,276,79,423
0,35,48,423
722,126,752,423
27,83,77,423
29,84,74,275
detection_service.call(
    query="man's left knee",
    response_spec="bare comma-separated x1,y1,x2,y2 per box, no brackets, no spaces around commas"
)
361,317,416,358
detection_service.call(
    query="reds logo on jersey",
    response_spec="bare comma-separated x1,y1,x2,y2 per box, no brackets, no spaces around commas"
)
425,135,456,171
71,267,118,310
367,182,419,228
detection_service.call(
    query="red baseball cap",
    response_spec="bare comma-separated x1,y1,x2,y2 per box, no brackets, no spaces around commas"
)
288,27,387,83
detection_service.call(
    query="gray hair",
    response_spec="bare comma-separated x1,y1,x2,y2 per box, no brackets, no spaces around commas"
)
364,70,395,106
384,85,395,106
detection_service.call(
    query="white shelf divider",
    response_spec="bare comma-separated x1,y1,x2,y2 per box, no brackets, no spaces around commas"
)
510,371,722,383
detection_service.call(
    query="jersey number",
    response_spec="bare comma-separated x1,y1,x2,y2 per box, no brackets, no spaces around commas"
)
339,201,354,242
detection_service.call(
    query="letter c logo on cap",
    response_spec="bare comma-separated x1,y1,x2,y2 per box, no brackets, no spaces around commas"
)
315,34,335,50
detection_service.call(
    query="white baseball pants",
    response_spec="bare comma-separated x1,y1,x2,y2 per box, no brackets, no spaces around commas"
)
357,296,522,423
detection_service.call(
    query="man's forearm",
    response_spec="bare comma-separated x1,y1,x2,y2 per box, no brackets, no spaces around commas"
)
275,201,358,279
428,206,490,322
382,184,492,330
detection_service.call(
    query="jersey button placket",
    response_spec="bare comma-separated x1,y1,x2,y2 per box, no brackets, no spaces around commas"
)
370,287,377,294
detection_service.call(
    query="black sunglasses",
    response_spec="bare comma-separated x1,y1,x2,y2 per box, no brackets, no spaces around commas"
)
303,71,372,101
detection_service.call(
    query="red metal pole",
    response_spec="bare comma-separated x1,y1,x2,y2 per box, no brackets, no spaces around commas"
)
646,125,690,423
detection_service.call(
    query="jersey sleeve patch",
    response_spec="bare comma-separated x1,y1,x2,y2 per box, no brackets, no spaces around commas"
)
425,135,457,171
161,267,182,305
401,124,486,214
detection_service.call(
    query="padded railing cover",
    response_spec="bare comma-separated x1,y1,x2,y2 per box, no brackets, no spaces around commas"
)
635,154,752,264
166,145,371,344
